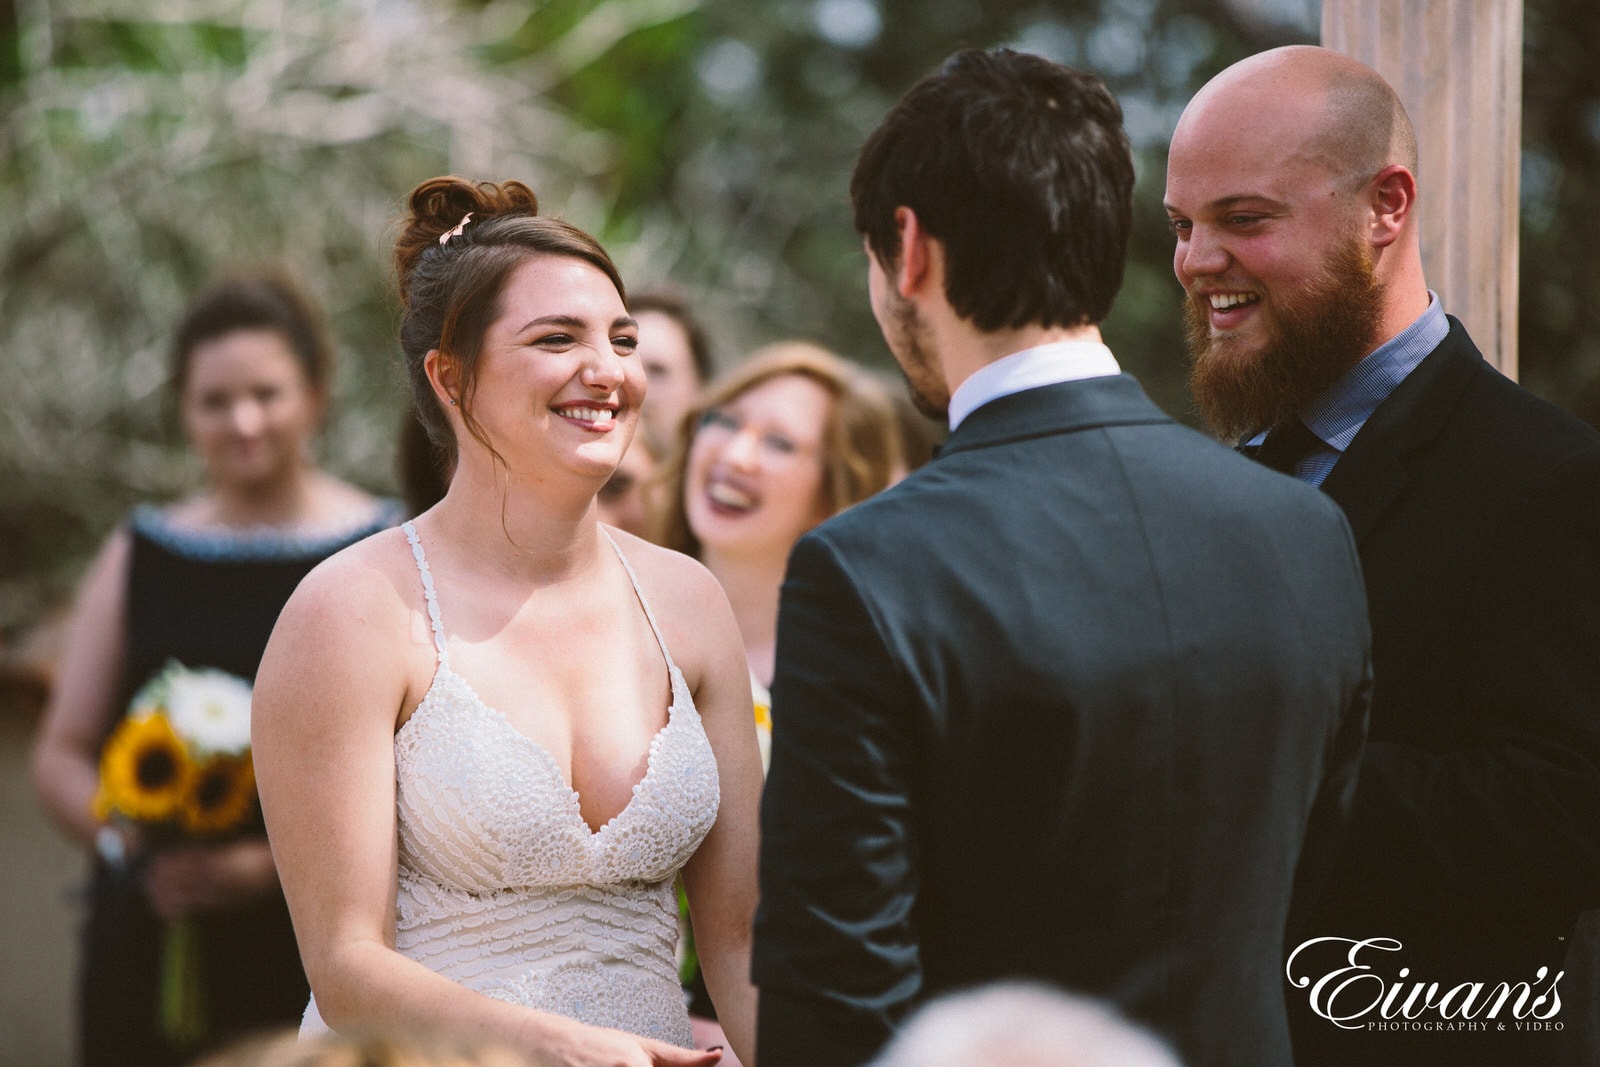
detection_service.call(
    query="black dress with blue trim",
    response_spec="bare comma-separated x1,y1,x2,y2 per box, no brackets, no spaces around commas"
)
79,500,399,1067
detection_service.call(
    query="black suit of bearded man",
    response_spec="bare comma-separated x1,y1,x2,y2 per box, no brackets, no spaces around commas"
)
753,372,1373,1067
1286,318,1600,1066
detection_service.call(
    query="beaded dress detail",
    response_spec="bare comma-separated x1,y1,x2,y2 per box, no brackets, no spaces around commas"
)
302,522,719,1047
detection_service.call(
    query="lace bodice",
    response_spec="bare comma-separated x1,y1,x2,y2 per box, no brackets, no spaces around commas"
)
302,523,719,1047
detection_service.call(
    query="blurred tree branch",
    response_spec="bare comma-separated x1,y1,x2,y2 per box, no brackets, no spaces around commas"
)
4,0,1597,644
0,0,660,631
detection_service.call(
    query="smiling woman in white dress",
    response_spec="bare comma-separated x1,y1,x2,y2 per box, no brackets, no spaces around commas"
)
250,177,761,1067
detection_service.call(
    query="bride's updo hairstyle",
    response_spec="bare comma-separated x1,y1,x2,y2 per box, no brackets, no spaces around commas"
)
394,176,627,467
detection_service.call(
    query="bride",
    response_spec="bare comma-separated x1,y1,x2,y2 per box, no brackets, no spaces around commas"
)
251,177,760,1066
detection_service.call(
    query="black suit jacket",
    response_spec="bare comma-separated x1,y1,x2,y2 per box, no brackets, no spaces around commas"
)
754,374,1373,1067
1286,319,1600,1065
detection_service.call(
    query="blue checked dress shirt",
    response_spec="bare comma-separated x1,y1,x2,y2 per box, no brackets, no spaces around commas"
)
1243,293,1449,486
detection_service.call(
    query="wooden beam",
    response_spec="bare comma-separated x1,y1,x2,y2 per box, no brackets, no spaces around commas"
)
1322,0,1523,379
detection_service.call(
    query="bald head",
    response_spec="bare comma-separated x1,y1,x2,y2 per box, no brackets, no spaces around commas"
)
1180,45,1415,190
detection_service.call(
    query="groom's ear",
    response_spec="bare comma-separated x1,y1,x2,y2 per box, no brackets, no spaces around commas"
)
892,206,943,301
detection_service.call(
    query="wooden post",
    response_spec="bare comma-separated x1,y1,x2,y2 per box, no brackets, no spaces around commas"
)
1321,0,1523,379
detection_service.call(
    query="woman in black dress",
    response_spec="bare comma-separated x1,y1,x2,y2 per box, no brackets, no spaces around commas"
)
30,269,397,1065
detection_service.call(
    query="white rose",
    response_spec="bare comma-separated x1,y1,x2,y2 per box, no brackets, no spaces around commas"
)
165,667,253,756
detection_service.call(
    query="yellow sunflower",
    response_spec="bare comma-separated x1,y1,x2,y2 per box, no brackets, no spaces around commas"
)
96,713,193,824
180,752,257,836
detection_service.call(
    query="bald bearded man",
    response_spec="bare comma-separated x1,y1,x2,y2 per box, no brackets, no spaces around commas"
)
1165,45,1600,1065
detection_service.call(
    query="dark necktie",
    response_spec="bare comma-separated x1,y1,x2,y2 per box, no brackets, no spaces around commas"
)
1249,417,1323,476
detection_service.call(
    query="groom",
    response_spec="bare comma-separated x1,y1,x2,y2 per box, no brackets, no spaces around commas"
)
752,48,1374,1067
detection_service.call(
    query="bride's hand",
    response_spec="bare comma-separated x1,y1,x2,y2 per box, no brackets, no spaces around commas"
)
644,1036,723,1067
530,1023,723,1067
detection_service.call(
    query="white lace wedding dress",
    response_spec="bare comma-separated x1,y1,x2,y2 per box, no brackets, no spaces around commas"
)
301,521,719,1047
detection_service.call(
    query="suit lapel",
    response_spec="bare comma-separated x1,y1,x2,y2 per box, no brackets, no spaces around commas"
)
1320,318,1485,544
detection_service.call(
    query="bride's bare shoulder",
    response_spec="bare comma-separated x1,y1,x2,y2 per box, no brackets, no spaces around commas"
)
603,527,725,606
602,527,739,674
281,526,422,630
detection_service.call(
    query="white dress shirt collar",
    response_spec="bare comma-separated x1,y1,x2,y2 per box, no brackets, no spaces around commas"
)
947,340,1121,431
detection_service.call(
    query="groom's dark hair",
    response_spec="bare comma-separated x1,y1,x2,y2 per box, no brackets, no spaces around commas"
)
851,47,1134,332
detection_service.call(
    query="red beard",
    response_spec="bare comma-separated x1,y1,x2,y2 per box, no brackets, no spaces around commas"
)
1185,236,1386,442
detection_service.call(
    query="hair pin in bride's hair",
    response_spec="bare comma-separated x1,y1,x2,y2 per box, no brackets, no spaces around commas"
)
439,213,473,246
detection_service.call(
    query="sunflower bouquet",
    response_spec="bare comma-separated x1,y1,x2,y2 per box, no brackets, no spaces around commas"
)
93,659,257,1046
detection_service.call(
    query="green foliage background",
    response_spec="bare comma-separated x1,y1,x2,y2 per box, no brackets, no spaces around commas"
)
2,0,1597,637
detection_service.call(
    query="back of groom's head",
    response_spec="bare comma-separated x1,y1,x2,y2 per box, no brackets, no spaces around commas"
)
850,48,1134,333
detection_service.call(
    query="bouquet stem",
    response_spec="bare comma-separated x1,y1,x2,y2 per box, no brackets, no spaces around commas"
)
159,918,206,1046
